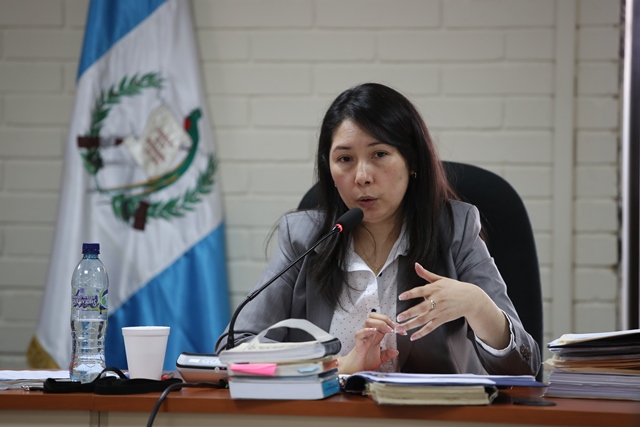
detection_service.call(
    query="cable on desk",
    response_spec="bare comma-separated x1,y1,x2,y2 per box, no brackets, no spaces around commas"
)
147,380,227,427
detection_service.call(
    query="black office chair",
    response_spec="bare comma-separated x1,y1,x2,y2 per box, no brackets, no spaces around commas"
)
298,161,544,379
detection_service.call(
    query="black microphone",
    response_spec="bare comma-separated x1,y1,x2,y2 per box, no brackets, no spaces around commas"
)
224,207,363,350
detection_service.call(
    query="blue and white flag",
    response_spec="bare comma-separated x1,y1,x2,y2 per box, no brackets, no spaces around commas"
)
28,0,230,371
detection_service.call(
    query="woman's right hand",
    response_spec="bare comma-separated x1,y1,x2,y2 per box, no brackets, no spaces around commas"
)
337,313,401,374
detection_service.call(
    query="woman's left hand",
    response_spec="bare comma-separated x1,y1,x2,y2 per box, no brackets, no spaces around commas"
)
396,263,510,349
337,312,400,375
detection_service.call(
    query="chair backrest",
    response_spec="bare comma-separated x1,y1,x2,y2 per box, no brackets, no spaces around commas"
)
442,162,543,369
297,161,544,378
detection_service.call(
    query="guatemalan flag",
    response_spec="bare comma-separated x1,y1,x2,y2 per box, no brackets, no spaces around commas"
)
27,0,231,371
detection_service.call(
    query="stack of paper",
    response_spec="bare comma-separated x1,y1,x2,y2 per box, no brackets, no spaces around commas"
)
544,329,640,401
343,372,544,406
218,319,341,400
0,370,69,391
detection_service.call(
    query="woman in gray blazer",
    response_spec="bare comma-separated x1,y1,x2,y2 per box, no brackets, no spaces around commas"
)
216,83,540,377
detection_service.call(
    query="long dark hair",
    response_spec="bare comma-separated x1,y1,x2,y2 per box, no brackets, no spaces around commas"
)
310,83,457,307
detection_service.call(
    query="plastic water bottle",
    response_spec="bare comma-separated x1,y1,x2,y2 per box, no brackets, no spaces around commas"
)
70,243,109,383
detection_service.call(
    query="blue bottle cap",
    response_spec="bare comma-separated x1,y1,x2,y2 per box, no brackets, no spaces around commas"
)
82,243,100,254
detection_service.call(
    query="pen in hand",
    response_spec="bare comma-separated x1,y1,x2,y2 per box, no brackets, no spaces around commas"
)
370,308,404,334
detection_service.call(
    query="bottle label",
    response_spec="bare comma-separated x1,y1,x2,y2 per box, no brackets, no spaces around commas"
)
72,289,108,313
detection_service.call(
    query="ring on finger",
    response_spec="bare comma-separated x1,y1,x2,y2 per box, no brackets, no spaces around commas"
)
430,299,436,310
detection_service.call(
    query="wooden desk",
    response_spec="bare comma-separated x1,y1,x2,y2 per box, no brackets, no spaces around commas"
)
0,386,638,427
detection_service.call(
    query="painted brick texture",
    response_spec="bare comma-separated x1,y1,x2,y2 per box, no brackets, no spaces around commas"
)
0,0,622,370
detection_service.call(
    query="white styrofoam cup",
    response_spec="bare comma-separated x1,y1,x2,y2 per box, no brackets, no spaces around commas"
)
122,326,170,380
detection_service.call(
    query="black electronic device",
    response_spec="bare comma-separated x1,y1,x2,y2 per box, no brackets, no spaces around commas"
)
176,352,228,383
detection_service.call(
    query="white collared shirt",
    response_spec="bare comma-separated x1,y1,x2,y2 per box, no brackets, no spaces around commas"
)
329,226,409,372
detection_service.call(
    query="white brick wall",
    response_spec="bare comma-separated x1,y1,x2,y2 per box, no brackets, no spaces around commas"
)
0,0,623,372
573,0,621,338
316,0,440,28
0,0,63,26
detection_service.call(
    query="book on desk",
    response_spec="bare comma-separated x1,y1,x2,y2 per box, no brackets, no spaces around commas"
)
226,356,340,400
217,319,341,400
228,368,340,400
227,356,338,377
342,371,543,406
544,328,640,401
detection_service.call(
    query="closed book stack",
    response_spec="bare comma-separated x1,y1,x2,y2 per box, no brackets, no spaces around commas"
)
218,319,341,400
226,358,339,400
544,329,640,401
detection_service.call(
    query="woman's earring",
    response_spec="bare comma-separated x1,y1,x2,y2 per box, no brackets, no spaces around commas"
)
411,171,417,179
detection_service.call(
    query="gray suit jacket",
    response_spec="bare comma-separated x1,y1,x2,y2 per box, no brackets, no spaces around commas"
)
217,200,541,376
